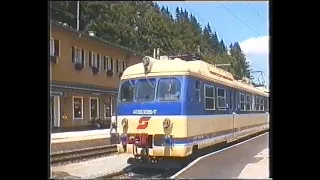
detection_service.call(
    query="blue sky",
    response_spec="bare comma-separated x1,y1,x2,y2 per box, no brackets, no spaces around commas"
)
156,1,269,87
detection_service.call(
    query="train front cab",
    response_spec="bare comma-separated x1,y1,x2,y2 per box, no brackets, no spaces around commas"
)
116,75,191,160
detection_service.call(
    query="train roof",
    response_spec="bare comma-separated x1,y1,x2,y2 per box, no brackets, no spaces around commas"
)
121,56,269,97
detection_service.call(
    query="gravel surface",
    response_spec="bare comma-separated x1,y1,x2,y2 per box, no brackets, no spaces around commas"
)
52,154,132,179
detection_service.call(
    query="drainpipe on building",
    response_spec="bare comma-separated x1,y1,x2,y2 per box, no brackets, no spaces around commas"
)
76,1,80,31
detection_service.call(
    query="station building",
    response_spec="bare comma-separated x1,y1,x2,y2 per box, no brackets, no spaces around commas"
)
50,20,144,132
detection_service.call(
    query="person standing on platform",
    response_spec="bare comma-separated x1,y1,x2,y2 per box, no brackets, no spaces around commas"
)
110,113,117,134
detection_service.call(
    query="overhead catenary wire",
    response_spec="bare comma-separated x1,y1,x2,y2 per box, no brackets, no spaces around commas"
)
181,1,229,47
217,1,262,36
246,1,265,22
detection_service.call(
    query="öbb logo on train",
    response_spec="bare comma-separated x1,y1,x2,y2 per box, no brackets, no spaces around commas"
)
136,117,151,129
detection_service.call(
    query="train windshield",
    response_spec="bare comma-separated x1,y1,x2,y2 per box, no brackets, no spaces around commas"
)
119,80,134,102
157,78,181,101
136,79,156,101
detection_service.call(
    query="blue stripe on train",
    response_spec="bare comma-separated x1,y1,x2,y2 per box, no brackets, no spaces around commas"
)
117,102,182,115
117,101,266,115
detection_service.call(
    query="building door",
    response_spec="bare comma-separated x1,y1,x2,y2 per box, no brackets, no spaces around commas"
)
50,96,61,128
50,96,54,128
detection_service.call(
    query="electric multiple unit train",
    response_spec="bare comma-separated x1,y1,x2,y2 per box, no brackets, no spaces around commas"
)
116,56,269,166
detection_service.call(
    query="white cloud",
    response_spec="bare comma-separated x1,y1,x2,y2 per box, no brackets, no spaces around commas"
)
238,36,270,87
239,36,269,56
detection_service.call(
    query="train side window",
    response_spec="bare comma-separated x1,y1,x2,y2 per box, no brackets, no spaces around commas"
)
204,85,215,110
246,94,252,111
233,92,237,110
266,97,269,111
157,78,181,101
255,96,260,111
195,80,201,101
251,95,255,111
240,93,245,111
229,91,233,110
260,98,264,111
217,88,226,109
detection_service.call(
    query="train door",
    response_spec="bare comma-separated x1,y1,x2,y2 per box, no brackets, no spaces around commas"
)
230,91,236,139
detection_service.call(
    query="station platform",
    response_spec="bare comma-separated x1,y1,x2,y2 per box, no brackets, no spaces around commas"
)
51,129,119,152
172,132,269,179
51,129,111,140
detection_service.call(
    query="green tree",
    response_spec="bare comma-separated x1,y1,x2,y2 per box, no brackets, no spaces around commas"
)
49,1,253,79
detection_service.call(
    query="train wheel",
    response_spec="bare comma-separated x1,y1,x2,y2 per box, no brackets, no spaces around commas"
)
192,145,199,155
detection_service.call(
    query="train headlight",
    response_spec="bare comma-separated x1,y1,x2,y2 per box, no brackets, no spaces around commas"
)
142,56,150,66
121,118,128,127
163,118,171,128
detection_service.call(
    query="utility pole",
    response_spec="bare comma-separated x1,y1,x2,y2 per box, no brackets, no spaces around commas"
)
76,1,80,31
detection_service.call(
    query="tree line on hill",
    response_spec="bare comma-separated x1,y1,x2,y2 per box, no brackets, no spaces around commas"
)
50,1,252,79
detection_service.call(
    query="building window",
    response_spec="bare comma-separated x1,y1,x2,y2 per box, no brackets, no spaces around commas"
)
50,38,60,57
104,104,111,118
90,98,99,119
75,48,82,64
217,88,226,109
89,52,100,68
116,59,124,73
104,96,111,118
108,57,112,71
72,47,84,65
103,56,112,71
204,85,215,110
240,93,245,111
246,94,252,111
73,96,83,119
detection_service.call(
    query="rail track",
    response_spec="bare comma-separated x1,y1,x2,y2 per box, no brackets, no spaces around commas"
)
50,145,118,165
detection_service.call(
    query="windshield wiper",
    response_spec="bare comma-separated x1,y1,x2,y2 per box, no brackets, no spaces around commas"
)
128,78,134,88
145,75,154,89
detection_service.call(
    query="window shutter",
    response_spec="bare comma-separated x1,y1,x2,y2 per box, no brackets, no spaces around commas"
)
72,47,75,63
54,40,59,56
97,54,100,68
89,51,92,67
81,49,85,65
116,59,119,73
110,58,113,72
104,56,107,70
